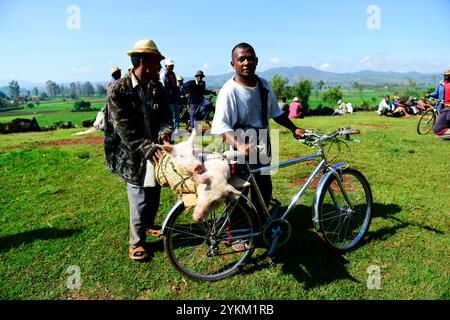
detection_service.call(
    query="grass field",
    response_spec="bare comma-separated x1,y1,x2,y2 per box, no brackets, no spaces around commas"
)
0,98,105,127
0,111,449,300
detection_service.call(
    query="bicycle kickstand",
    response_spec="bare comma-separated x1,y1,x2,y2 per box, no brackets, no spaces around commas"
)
266,226,282,267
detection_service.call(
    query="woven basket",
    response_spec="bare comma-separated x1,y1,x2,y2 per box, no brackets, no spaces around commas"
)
155,154,198,207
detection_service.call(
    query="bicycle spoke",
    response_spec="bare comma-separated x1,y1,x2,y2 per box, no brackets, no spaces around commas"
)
318,170,372,251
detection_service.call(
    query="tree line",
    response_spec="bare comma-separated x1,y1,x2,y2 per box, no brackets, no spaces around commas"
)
6,80,107,100
269,75,432,106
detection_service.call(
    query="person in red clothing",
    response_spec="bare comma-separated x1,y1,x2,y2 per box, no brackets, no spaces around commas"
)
288,97,304,119
428,69,450,112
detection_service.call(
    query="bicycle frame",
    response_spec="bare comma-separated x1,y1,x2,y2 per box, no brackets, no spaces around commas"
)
161,134,355,238
240,150,349,232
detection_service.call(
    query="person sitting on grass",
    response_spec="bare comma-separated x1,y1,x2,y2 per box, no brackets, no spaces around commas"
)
332,100,347,116
377,96,393,116
288,97,304,119
392,96,409,117
405,96,419,115
417,97,433,111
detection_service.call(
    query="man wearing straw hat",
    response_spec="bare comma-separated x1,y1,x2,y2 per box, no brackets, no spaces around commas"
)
160,59,180,134
107,66,122,93
105,39,173,262
428,69,450,112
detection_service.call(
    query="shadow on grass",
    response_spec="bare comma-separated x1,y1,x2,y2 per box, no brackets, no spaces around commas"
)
370,203,444,240
243,204,359,289
0,227,83,253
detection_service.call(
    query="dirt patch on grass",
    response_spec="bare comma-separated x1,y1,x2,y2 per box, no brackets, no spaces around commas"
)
33,137,103,147
3,137,103,151
291,177,320,189
370,123,391,129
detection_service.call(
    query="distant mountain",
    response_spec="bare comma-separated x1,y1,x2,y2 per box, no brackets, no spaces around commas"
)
0,67,439,96
204,66,440,88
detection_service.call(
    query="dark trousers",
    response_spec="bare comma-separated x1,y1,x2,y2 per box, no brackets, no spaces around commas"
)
236,163,272,225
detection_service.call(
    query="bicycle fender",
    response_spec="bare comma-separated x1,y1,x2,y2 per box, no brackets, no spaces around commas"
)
312,162,347,230
160,200,185,236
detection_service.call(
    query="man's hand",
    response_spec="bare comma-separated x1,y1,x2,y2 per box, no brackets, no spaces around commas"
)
151,148,165,166
293,127,305,139
151,135,171,165
236,142,256,156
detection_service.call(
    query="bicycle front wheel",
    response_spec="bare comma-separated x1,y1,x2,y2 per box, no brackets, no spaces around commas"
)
417,109,436,135
164,200,258,282
316,168,373,253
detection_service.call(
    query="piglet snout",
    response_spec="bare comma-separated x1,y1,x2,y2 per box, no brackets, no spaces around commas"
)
194,164,205,174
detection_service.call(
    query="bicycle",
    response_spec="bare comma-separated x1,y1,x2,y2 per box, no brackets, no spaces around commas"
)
416,98,443,135
160,127,373,282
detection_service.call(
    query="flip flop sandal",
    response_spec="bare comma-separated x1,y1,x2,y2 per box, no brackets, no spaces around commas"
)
146,228,161,237
129,246,148,261
231,240,251,252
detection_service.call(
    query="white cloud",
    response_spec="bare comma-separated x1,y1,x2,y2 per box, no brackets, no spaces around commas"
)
319,63,331,70
70,67,90,73
271,57,280,64
359,55,371,64
202,62,210,70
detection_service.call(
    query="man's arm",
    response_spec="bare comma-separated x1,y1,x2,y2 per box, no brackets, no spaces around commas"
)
273,112,304,138
428,83,440,99
221,131,254,155
107,90,158,160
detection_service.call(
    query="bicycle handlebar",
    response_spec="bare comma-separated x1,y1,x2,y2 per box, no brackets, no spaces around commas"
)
301,127,360,144
222,127,361,162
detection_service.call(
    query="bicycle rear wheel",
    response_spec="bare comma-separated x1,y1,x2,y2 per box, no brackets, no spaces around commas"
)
316,168,372,253
417,109,436,135
164,200,258,282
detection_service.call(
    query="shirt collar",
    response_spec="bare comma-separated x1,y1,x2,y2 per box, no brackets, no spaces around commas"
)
130,70,140,89
130,69,157,90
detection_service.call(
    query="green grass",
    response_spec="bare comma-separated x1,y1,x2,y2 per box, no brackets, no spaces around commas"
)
0,112,449,300
0,98,105,127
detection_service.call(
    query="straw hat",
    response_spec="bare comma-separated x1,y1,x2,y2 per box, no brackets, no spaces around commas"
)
110,66,121,76
443,69,450,75
293,97,299,102
177,75,184,81
127,39,165,60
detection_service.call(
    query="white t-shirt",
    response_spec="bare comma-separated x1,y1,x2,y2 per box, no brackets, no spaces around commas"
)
346,103,353,113
211,77,283,135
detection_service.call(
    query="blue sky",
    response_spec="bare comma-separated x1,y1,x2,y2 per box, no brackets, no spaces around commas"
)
0,0,449,84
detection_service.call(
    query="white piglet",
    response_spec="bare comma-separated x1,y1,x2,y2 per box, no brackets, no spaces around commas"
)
191,156,243,222
160,131,205,175
161,130,247,222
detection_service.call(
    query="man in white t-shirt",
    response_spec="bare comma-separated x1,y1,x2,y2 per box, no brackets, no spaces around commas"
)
211,42,304,220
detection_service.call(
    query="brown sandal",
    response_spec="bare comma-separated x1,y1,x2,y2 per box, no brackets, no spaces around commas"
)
146,228,161,237
129,246,148,261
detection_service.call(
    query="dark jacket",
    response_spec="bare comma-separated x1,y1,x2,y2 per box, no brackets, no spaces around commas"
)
104,72,173,186
183,80,214,105
162,70,179,104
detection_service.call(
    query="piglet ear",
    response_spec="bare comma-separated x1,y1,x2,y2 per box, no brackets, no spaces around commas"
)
192,174,212,184
161,144,174,155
